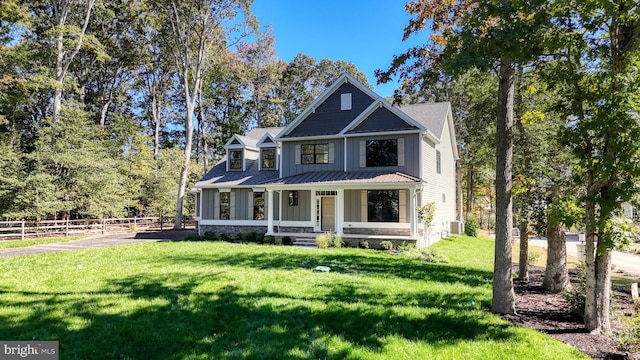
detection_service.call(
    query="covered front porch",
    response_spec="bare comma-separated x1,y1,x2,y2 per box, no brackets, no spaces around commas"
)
263,171,425,242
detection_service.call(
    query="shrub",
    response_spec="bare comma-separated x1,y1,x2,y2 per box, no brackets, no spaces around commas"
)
398,241,416,252
184,233,202,241
380,240,394,250
281,236,292,246
421,249,450,263
333,236,344,248
203,231,217,241
263,235,275,245
315,233,333,248
219,233,230,242
562,265,586,318
255,232,265,244
358,240,369,249
465,214,480,237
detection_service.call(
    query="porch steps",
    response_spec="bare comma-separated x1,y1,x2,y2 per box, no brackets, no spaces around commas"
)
292,237,317,248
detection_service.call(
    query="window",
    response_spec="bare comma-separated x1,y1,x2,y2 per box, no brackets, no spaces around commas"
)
288,191,298,206
366,139,397,167
261,148,275,169
220,192,230,220
367,190,399,222
253,192,265,220
436,150,441,174
229,150,242,170
301,144,328,164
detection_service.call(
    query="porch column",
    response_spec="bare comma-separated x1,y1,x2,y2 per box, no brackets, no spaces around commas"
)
267,189,274,235
336,189,344,236
410,187,417,238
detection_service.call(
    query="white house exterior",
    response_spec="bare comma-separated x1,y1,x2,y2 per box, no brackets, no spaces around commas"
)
192,74,460,247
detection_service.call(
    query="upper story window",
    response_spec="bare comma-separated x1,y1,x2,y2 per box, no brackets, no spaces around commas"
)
229,150,242,170
341,93,352,110
261,148,276,169
436,150,441,174
301,144,328,164
366,139,398,167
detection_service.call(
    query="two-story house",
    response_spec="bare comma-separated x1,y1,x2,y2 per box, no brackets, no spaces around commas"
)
192,73,460,247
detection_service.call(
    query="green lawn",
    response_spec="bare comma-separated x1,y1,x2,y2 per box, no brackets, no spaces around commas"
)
0,235,587,359
0,235,87,249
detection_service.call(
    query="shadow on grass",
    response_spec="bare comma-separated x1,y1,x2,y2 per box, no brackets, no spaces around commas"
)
0,266,517,359
161,247,493,288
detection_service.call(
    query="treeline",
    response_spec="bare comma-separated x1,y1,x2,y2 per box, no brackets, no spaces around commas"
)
0,0,369,222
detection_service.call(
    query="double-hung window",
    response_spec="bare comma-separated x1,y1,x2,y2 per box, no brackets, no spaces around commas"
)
229,150,242,170
301,144,329,164
253,192,265,220
366,139,398,167
261,148,276,169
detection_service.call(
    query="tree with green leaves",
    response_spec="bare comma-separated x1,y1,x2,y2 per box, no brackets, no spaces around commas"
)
155,0,256,229
380,0,551,315
543,0,640,332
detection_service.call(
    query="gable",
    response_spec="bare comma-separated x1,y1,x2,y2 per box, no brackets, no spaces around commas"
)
283,82,375,138
347,106,419,134
231,139,241,145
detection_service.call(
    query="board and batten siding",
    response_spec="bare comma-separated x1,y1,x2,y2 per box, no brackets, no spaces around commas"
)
345,134,420,178
280,140,343,178
420,118,457,237
200,188,280,221
281,190,311,221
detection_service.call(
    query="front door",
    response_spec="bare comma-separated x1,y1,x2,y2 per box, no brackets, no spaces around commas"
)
321,197,335,232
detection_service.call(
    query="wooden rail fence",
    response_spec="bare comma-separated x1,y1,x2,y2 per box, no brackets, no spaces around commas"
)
0,217,193,241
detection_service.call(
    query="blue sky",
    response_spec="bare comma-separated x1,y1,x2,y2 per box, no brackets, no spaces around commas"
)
251,0,428,98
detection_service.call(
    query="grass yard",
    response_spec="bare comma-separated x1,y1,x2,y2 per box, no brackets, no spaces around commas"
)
0,235,87,249
0,235,587,359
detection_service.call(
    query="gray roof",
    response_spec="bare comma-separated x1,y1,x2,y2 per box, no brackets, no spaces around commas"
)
263,171,421,186
195,127,284,188
194,159,280,188
399,102,450,140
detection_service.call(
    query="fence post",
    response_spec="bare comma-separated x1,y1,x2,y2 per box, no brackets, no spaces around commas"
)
102,218,105,234
21,221,25,241
134,216,137,227
160,216,163,231
65,218,69,237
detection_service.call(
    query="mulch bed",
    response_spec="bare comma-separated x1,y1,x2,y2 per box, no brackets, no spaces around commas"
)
503,265,639,360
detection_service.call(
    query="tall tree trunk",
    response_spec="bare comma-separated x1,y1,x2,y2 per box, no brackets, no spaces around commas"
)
466,162,474,215
543,221,570,292
584,195,599,331
174,97,195,230
518,219,529,281
595,248,612,333
492,59,516,315
51,0,96,129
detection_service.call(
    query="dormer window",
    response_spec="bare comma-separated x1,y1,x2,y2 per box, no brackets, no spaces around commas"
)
229,150,242,170
261,148,276,169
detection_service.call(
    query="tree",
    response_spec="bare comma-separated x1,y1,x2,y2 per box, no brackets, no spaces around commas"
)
156,0,256,229
379,0,551,315
544,0,640,332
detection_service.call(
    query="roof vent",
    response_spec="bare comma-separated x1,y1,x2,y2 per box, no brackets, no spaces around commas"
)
341,93,352,111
